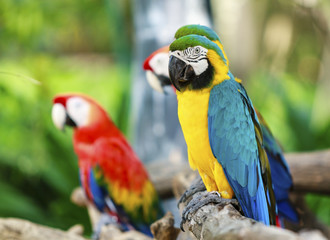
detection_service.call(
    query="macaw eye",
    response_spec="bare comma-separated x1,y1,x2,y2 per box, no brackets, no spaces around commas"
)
75,102,81,108
66,97,90,127
73,99,83,109
194,47,201,54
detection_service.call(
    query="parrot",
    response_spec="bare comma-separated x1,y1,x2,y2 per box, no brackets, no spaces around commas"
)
51,93,163,237
143,45,171,93
143,25,227,94
168,33,277,225
143,25,298,225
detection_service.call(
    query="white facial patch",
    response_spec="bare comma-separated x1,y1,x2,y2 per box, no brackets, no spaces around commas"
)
66,97,90,127
170,46,208,76
149,52,169,77
52,103,66,130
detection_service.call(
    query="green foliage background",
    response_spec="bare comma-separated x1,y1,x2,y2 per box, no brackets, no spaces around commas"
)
0,0,131,234
0,0,329,236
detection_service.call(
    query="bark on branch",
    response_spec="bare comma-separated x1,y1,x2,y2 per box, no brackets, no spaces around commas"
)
286,150,330,194
0,217,152,240
0,218,86,240
177,194,327,240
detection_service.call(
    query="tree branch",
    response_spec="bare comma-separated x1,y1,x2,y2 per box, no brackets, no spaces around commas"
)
178,194,327,240
0,218,87,240
286,150,330,194
170,153,330,239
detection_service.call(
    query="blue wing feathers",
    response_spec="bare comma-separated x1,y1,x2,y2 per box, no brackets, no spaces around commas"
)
267,152,298,222
208,79,273,225
277,200,299,222
89,169,108,211
225,167,270,225
235,80,298,222
258,113,298,222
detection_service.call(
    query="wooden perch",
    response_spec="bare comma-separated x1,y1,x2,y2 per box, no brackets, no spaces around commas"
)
171,170,330,240
178,194,327,240
0,218,87,240
98,225,152,240
148,149,330,198
150,212,180,240
0,217,152,240
286,150,330,194
148,161,192,198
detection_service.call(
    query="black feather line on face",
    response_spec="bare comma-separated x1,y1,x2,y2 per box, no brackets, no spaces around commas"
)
156,74,172,87
190,59,214,90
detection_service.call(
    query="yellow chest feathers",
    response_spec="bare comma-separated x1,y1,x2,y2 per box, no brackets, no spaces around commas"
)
176,89,234,198
175,50,234,198
176,90,215,173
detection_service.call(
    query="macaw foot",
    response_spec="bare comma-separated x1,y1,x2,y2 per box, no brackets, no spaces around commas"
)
177,175,206,207
180,191,240,231
92,213,120,240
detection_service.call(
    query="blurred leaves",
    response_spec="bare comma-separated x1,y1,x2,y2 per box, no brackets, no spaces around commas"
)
247,71,318,152
305,194,330,224
0,0,132,55
0,0,131,233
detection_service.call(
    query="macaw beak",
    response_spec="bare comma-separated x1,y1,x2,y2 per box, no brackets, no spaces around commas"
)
52,103,77,131
168,55,194,91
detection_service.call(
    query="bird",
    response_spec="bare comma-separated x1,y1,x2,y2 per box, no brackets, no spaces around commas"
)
143,24,298,225
51,93,163,237
168,33,277,225
143,24,228,94
143,45,171,93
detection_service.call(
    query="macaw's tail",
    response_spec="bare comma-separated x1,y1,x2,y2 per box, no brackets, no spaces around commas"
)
106,207,153,237
277,199,299,223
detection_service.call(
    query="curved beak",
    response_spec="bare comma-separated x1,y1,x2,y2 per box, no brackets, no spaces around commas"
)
52,103,76,131
168,55,194,91
146,70,164,93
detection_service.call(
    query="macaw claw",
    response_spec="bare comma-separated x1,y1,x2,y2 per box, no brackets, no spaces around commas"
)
177,175,206,208
180,191,241,231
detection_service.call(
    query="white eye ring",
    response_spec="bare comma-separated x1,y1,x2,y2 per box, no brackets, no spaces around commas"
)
194,47,201,54
66,97,90,127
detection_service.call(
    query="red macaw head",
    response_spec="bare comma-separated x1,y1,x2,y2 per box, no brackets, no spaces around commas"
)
143,45,174,93
52,93,109,131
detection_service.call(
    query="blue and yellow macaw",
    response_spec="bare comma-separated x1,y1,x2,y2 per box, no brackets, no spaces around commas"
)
144,24,298,224
168,33,277,225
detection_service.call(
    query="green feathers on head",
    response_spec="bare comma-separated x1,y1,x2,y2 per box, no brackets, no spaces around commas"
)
173,24,227,65
170,34,222,57
174,24,221,42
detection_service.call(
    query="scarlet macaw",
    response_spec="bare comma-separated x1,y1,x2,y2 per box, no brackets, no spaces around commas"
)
52,93,163,236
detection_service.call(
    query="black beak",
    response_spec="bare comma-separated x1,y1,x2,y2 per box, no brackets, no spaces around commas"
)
157,75,172,87
65,113,77,128
156,74,172,94
168,56,194,91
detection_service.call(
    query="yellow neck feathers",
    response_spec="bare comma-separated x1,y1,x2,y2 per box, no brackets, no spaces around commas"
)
207,49,230,88
214,40,229,66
